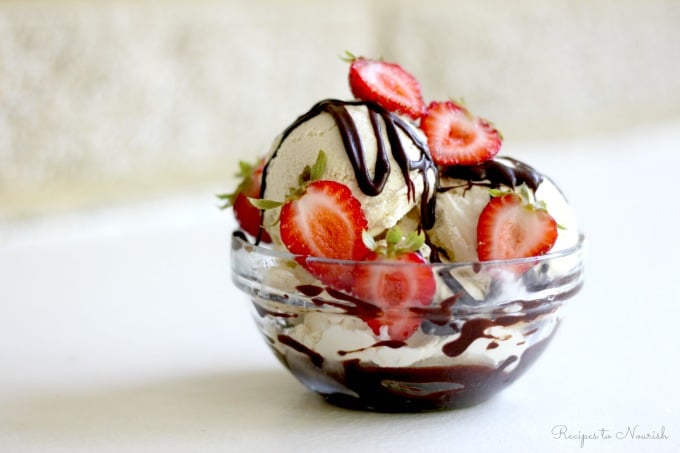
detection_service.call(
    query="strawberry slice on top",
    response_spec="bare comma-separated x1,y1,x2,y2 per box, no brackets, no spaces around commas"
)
476,188,557,273
218,157,271,243
353,228,436,341
420,100,502,166
347,53,425,120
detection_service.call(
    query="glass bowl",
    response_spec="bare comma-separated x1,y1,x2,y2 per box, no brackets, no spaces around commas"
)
231,232,585,412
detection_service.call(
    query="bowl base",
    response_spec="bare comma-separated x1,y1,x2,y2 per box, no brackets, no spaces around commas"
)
322,391,495,413
279,333,557,413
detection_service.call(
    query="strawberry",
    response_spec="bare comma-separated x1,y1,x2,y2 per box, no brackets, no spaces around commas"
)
280,180,371,291
420,100,502,166
346,53,425,120
352,228,436,341
476,188,557,273
280,180,370,261
218,157,271,243
252,151,371,291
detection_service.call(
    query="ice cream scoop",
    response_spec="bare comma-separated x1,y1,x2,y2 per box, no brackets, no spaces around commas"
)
429,156,579,264
260,99,438,245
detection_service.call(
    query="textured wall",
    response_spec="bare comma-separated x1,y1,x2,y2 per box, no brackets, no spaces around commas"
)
1,0,679,218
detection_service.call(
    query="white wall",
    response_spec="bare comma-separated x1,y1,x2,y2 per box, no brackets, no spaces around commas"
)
1,0,679,218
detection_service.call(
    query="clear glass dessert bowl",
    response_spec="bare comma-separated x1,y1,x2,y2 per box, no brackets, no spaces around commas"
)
231,232,585,412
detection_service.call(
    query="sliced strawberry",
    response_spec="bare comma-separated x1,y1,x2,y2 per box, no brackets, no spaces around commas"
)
353,251,436,341
219,158,271,242
420,100,502,166
476,192,557,273
348,55,425,120
279,179,371,290
280,180,369,259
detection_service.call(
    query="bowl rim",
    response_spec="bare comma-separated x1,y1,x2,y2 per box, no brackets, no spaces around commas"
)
232,231,585,269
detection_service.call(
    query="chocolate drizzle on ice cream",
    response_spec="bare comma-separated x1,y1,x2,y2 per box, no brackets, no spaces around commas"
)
439,156,544,192
259,99,437,241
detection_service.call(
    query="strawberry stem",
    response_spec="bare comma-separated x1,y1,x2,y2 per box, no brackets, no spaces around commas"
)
310,150,327,181
216,160,255,209
369,226,425,258
288,150,328,200
341,50,357,63
248,198,283,210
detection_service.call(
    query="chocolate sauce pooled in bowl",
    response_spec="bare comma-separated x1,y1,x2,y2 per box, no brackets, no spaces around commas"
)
257,99,437,243
239,259,583,412
258,290,567,411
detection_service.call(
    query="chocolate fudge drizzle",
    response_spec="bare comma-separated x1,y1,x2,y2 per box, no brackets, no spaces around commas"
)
439,156,543,192
258,99,437,243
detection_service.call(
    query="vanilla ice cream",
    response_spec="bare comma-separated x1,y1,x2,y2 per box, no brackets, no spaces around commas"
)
261,99,438,246
429,156,579,264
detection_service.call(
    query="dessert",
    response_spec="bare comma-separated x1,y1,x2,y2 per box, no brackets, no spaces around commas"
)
226,54,584,411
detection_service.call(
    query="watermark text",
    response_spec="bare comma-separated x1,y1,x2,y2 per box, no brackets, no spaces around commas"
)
551,424,669,448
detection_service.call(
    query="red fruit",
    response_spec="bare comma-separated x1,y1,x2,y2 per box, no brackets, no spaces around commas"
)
476,193,557,272
348,56,425,120
220,158,271,242
353,252,436,341
420,100,502,166
279,180,371,290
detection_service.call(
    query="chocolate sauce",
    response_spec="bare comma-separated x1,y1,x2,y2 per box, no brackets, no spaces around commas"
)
442,318,496,357
311,287,384,319
338,340,407,357
232,230,248,249
439,156,543,192
258,99,438,243
412,293,460,326
272,330,557,412
258,277,570,411
277,334,324,368
295,284,324,297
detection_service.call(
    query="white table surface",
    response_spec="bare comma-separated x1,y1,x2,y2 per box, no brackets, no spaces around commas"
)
2,123,680,453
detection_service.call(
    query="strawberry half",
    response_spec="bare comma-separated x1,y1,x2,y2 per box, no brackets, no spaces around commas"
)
251,151,371,291
476,191,557,273
280,179,371,291
353,251,436,341
420,100,502,166
280,180,370,261
347,54,425,120
218,157,271,243
352,228,435,341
